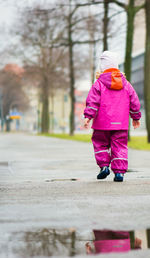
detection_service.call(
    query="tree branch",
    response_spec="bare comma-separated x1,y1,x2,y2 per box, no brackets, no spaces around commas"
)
108,0,127,10
77,1,104,7
51,43,69,48
73,38,102,45
109,9,125,19
51,37,102,48
70,5,79,17
134,3,145,14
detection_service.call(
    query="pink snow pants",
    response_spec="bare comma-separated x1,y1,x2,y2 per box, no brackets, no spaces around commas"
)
91,130,128,174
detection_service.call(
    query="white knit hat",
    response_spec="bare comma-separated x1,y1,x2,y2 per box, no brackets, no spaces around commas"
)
100,51,118,72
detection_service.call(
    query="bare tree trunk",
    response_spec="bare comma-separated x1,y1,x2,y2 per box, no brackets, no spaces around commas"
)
103,0,109,51
41,98,49,133
6,119,11,132
87,10,96,85
92,42,96,84
144,0,150,142
147,229,150,248
88,25,96,84
41,79,49,133
62,91,65,133
89,41,94,84
124,0,135,82
51,92,54,133
37,101,41,133
68,0,75,136
69,46,75,136
124,0,135,141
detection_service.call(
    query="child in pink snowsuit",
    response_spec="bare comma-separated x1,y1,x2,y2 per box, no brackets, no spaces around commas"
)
84,51,141,182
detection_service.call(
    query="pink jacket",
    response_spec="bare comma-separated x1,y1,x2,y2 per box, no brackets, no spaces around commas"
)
84,68,141,130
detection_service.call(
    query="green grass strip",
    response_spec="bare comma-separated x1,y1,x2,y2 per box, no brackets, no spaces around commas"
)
40,133,91,142
128,136,150,151
40,133,150,151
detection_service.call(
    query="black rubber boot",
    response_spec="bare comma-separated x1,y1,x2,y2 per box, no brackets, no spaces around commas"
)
114,173,124,182
97,166,110,180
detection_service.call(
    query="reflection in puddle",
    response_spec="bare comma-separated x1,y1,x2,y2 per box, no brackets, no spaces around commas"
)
8,228,77,257
2,228,150,257
86,230,142,254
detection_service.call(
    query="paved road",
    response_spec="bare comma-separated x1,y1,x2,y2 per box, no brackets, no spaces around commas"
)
0,133,150,257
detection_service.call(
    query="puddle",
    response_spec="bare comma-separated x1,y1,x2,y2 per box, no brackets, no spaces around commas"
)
0,161,13,174
0,162,9,167
1,228,150,257
46,179,79,182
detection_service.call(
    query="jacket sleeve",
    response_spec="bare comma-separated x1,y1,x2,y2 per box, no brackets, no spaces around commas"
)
129,83,141,120
84,80,101,119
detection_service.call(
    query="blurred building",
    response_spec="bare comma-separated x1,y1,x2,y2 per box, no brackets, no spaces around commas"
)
49,89,70,133
1,64,35,132
1,64,70,133
7,64,38,132
20,86,38,132
49,89,87,133
133,1,145,55
119,52,144,103
4,64,24,77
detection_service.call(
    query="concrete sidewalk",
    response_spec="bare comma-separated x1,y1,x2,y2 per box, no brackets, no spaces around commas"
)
0,133,150,257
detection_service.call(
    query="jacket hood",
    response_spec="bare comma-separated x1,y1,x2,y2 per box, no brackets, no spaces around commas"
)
98,68,126,90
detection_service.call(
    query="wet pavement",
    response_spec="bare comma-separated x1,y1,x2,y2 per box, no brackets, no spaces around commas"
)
0,133,150,257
